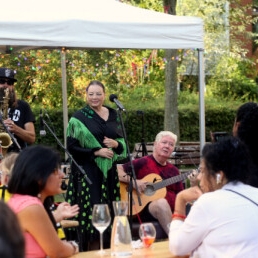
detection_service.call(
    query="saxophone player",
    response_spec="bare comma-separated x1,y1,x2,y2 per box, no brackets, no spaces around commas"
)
0,68,35,153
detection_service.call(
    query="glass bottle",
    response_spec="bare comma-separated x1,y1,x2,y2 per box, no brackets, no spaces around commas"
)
110,201,133,256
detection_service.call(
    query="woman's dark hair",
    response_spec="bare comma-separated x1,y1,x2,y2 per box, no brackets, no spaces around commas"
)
235,102,258,166
0,200,25,258
8,145,61,231
86,80,105,93
8,145,61,196
202,136,252,184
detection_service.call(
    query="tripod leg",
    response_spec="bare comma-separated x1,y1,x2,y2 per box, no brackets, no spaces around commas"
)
141,140,148,157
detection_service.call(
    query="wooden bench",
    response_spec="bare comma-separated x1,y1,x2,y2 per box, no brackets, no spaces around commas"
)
132,141,201,170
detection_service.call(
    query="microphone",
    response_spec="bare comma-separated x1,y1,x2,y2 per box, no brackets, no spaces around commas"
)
39,109,46,137
109,94,126,111
172,152,188,157
61,180,68,191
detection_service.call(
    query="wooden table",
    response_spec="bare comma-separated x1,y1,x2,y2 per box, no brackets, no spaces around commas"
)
69,240,189,258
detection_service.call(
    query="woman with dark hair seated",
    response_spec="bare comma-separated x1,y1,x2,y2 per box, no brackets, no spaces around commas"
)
169,137,258,257
7,145,79,258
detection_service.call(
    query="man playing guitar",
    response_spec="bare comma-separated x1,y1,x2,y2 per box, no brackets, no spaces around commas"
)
117,131,184,236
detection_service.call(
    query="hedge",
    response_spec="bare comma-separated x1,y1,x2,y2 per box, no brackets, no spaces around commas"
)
34,104,238,157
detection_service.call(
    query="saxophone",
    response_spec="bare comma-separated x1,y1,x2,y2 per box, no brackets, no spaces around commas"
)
0,88,13,158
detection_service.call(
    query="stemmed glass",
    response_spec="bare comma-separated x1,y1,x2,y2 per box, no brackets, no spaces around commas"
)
92,204,111,255
139,222,156,248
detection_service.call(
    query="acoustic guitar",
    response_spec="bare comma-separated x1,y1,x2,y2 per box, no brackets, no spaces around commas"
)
120,171,192,215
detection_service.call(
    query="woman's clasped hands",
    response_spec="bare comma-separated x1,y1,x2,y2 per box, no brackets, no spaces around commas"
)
94,136,119,159
103,136,118,149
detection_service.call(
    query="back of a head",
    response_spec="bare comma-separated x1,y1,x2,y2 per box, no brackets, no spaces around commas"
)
236,102,258,166
202,136,252,184
8,145,61,196
1,152,19,175
0,200,25,258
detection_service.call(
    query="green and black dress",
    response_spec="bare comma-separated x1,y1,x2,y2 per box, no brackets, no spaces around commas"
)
65,105,127,251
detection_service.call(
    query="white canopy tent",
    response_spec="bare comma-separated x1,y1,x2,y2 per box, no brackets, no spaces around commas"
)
0,0,205,148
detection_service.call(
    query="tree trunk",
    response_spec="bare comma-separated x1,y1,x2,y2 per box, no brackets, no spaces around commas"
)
163,0,180,141
164,49,179,137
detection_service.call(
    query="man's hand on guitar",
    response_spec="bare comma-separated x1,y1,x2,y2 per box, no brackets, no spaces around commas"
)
134,179,148,193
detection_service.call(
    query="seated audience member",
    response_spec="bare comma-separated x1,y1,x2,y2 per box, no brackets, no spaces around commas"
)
0,152,18,201
233,102,258,187
169,137,258,257
0,152,79,225
0,200,25,258
7,145,79,258
118,131,184,235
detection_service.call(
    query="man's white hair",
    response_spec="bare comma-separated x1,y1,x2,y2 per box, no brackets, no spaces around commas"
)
155,131,177,144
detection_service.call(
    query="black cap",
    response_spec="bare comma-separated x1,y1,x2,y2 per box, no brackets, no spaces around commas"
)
0,68,17,82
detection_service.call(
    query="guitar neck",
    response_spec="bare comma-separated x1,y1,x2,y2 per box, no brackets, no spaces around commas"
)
152,171,192,191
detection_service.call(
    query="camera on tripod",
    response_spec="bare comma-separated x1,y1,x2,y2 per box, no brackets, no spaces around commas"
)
137,110,144,115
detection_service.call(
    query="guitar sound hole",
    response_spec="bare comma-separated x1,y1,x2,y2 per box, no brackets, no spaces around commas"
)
144,185,155,196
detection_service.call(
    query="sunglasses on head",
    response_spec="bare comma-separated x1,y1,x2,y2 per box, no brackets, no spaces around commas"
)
0,79,14,85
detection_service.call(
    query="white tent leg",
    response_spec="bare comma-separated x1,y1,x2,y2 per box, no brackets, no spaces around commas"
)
61,48,68,154
198,48,206,152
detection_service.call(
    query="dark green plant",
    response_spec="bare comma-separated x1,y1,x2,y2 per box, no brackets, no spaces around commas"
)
34,97,242,157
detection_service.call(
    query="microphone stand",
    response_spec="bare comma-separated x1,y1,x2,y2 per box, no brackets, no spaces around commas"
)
0,115,21,152
116,109,141,231
42,117,92,185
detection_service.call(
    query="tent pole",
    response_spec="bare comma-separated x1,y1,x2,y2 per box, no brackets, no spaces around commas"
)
198,48,205,152
61,48,68,160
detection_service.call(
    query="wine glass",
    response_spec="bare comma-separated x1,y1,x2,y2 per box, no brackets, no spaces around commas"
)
139,222,156,248
92,204,111,255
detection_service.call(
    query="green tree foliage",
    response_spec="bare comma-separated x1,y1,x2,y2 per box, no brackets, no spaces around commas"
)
0,0,257,109
0,48,166,108
130,0,163,11
177,0,258,99
207,56,258,101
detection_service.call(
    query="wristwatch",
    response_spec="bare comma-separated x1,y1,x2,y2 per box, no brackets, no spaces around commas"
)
69,241,79,254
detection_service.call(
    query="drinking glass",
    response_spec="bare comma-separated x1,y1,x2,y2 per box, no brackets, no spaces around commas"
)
139,222,156,248
92,204,111,255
